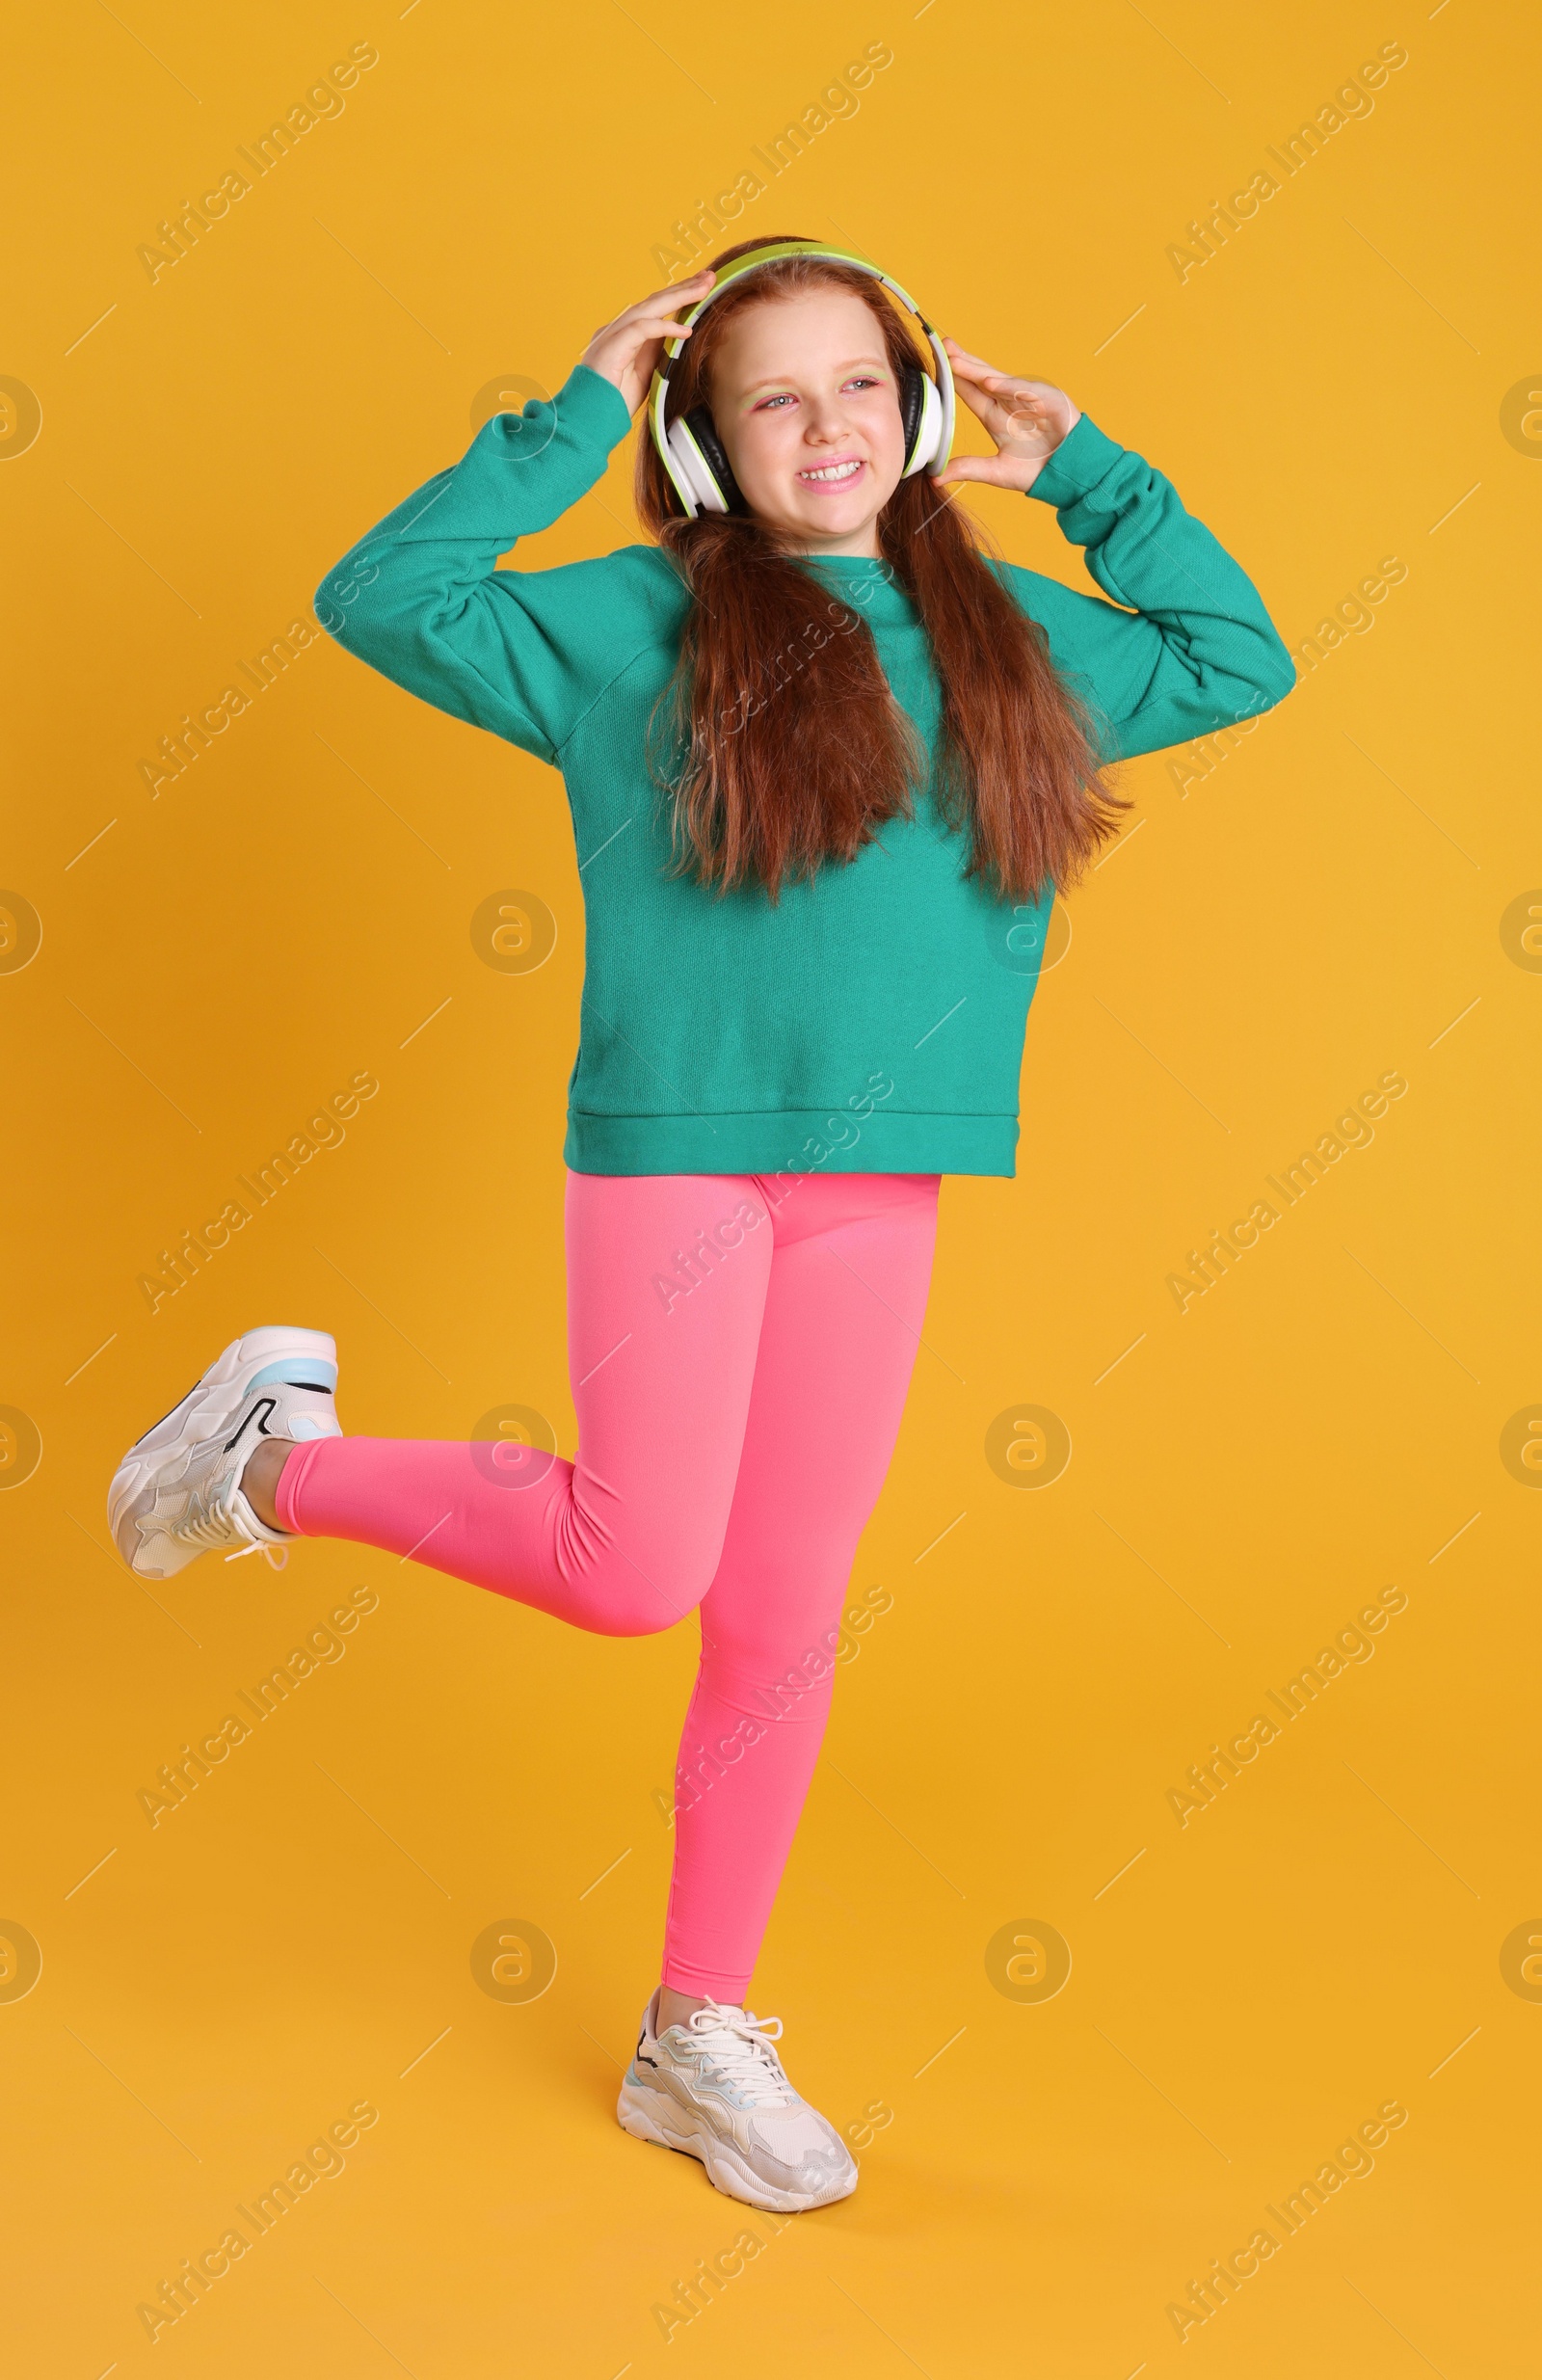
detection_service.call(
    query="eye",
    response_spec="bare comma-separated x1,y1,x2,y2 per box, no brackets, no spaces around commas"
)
753,377,886,412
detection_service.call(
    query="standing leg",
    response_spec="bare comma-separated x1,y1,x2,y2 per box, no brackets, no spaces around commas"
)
659,1171,942,2001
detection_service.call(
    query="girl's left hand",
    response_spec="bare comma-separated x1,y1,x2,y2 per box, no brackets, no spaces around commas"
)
933,339,1081,494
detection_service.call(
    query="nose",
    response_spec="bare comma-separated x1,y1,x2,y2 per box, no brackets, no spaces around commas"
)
800,392,852,444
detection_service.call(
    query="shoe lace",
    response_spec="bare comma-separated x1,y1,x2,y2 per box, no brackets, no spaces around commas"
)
169,1504,240,1551
678,2002,794,2107
165,1472,288,1568
225,1539,289,1570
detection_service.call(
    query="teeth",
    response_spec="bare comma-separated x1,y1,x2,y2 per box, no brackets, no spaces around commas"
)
799,460,862,483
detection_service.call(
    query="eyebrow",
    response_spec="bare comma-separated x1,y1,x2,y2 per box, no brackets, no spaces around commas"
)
738,356,891,397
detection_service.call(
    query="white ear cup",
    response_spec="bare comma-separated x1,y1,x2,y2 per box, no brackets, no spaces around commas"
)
927,333,956,476
903,371,943,478
664,414,729,514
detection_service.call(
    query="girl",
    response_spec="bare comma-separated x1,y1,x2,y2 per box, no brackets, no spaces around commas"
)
109,237,1294,2215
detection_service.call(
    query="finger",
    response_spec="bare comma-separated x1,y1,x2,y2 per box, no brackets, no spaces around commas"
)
948,376,1027,430
944,346,1045,405
933,456,1020,487
597,321,698,367
592,274,713,342
948,375,994,418
943,339,1012,379
953,360,1027,395
596,307,704,348
638,270,714,314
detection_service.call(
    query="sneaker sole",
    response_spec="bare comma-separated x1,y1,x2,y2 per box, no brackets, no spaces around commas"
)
108,1325,337,1578
616,2077,856,2214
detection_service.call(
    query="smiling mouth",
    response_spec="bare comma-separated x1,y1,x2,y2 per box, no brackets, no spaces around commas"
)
796,458,865,487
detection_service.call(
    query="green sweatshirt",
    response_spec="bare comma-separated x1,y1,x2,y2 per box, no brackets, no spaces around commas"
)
317,362,1294,1177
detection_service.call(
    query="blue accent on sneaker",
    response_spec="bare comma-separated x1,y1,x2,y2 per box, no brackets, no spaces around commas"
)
248,1357,337,1392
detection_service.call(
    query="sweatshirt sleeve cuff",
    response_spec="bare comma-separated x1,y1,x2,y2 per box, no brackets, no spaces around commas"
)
554,360,636,451
1024,413,1125,506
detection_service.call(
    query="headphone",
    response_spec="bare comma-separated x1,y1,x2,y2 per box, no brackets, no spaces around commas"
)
648,239,956,520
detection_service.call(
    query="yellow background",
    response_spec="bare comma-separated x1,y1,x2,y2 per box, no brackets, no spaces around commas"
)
3,2,1538,2371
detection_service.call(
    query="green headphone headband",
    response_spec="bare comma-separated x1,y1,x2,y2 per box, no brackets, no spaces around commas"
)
662,239,934,334
647,239,956,519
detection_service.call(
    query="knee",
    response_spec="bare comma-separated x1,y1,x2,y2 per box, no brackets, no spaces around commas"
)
607,1605,682,1641
559,1498,721,1635
604,1557,718,1639
603,1512,731,1635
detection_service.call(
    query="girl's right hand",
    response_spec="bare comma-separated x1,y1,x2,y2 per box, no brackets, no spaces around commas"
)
577,269,714,415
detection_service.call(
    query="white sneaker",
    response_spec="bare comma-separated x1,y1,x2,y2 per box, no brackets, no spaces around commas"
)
108,1325,340,1580
617,1991,858,2212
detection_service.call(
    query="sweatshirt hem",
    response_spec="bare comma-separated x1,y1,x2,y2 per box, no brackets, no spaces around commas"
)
561,1109,1019,1178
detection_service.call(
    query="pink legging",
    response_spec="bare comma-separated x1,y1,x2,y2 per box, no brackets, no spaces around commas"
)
277,1167,941,1999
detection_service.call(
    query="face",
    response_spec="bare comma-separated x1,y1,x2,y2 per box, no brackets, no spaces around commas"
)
706,287,909,559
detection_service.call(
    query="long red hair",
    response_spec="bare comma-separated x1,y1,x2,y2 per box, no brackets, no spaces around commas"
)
633,236,1129,906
